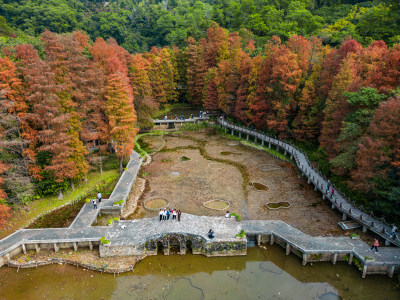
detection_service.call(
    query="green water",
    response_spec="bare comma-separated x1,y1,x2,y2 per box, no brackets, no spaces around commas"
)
0,245,398,299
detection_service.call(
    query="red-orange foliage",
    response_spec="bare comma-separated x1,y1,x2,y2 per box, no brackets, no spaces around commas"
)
105,73,138,173
203,68,218,111
234,52,252,124
319,39,362,100
0,162,8,201
319,55,359,158
216,32,242,115
351,97,400,191
186,37,208,106
146,47,178,105
0,202,11,230
249,37,302,137
371,43,400,94
128,53,158,128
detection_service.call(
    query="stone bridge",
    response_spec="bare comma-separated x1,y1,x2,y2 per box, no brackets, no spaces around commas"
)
153,116,209,129
0,120,399,278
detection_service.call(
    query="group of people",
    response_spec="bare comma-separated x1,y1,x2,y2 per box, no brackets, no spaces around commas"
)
92,192,102,209
159,209,181,221
164,115,186,120
199,111,208,118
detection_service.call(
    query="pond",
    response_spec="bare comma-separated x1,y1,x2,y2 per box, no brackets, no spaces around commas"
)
0,245,398,299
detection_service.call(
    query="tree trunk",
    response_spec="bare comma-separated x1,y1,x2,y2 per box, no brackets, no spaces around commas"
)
119,157,123,174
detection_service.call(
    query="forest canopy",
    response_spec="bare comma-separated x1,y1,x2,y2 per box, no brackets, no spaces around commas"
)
0,0,399,52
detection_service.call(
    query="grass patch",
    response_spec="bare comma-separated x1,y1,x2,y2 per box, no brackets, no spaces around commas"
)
230,213,242,221
1,170,119,238
107,217,119,225
181,121,209,131
113,199,123,206
215,126,292,163
27,174,119,229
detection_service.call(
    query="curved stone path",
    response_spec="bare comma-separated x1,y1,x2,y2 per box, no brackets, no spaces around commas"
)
217,118,400,248
0,124,399,278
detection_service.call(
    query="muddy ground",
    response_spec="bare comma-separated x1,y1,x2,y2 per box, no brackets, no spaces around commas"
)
126,129,374,242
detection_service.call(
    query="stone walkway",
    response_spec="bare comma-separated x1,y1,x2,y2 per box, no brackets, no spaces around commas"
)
0,124,399,278
217,118,400,248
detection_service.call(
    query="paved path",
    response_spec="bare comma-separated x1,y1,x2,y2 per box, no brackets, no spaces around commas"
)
217,118,400,247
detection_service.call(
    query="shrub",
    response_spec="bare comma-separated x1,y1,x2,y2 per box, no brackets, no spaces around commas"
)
107,217,119,225
100,236,110,244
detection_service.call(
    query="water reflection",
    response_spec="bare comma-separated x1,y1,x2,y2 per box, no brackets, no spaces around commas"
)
0,245,398,300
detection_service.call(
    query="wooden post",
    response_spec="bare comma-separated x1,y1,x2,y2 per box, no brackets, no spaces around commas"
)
385,239,390,246
53,243,59,253
362,225,367,233
239,132,241,138
22,244,26,254
270,234,274,245
342,213,347,221
246,134,249,141
89,241,93,250
73,242,78,252
231,129,234,135
5,253,10,262
254,136,257,143
257,234,261,246
268,142,271,149
35,243,40,253
261,139,264,146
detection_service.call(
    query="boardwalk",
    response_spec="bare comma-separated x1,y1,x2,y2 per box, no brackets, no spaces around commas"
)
217,118,400,248
0,122,399,278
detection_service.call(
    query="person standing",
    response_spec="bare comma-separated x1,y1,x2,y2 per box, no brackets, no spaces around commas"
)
92,199,97,209
390,225,398,239
97,192,102,203
166,209,170,220
370,239,379,252
159,209,163,222
326,180,331,193
331,187,335,195
178,210,181,221
163,209,167,221
172,209,177,220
